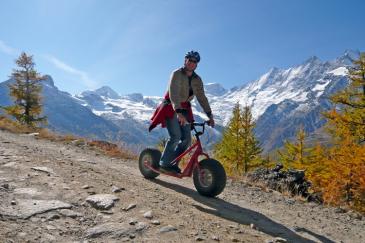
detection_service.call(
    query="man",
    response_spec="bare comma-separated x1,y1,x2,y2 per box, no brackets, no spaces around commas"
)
149,50,215,173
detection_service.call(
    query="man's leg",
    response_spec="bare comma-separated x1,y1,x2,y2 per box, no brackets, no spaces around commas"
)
160,115,181,167
174,123,192,159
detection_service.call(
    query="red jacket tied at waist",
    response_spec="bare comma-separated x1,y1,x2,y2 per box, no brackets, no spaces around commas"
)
148,92,194,132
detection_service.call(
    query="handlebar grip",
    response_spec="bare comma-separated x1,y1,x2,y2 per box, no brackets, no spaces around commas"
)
192,121,209,127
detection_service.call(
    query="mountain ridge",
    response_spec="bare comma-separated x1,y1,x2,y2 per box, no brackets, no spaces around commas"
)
0,50,359,152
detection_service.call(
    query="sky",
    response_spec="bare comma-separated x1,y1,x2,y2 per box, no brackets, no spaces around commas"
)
0,0,364,96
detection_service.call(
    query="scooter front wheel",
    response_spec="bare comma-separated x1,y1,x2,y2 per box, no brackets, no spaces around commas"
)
193,159,226,197
139,148,161,179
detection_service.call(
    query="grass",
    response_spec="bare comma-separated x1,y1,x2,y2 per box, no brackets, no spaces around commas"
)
0,115,137,160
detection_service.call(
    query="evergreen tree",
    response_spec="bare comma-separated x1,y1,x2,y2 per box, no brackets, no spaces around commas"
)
214,102,262,175
324,52,365,144
317,53,365,212
278,126,314,169
241,105,262,173
3,52,46,127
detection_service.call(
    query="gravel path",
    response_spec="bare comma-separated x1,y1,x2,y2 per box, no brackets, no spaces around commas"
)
0,130,363,243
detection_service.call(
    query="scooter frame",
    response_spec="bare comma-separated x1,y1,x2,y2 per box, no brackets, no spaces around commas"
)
144,121,210,178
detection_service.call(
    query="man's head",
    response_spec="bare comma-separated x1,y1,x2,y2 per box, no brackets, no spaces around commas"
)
184,50,200,71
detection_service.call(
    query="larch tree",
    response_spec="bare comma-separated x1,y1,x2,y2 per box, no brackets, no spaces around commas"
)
3,52,46,127
319,52,365,212
325,52,365,144
214,102,262,176
278,126,314,169
241,105,262,173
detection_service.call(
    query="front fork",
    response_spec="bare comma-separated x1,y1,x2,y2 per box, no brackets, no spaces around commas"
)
193,152,210,176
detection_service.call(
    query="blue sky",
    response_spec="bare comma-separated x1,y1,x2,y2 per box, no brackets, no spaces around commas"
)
0,0,364,96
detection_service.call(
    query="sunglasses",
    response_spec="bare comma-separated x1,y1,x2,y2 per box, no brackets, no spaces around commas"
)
188,59,198,64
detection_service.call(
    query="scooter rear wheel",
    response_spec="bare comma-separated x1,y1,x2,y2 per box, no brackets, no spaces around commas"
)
193,159,226,197
139,148,161,179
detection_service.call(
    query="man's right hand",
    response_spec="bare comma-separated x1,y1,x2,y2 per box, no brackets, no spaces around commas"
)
177,113,187,126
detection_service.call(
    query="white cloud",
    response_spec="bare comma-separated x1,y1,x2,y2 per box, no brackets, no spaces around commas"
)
0,40,18,55
44,55,98,89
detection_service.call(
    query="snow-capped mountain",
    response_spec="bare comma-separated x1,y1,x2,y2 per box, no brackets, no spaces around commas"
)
0,50,358,152
0,76,123,142
74,50,357,152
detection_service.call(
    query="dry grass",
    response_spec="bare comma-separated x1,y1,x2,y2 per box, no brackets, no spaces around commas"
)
0,115,137,160
87,140,137,160
0,116,35,134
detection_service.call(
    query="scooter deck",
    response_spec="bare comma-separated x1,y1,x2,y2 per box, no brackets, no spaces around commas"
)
145,163,184,178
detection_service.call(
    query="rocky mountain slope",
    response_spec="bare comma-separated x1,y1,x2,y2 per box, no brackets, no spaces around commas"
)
0,130,364,242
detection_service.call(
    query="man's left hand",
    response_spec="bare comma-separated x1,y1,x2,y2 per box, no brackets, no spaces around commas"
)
208,117,215,128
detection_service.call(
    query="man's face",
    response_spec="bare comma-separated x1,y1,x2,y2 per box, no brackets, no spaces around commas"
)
184,58,198,71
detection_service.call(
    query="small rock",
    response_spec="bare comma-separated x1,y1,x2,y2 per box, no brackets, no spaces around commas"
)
195,236,205,241
31,166,54,175
111,185,124,193
250,223,257,230
86,194,119,210
275,237,287,242
128,218,138,225
230,237,239,242
11,200,17,205
211,235,220,241
136,222,148,231
151,220,160,225
46,213,60,221
143,210,153,219
82,185,90,189
286,199,295,205
100,211,114,215
159,225,177,233
347,211,362,220
123,204,136,211
1,183,9,189
334,207,346,213
59,209,82,218
46,225,57,231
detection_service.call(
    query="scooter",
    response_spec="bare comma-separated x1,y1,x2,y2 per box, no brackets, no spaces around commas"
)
139,121,226,197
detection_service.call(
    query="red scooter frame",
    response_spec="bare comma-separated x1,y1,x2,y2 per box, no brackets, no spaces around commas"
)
144,122,210,178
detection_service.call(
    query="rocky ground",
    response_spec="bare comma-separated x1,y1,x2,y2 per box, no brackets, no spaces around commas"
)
0,129,364,243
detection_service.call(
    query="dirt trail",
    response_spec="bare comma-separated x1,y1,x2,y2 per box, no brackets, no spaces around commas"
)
0,130,364,243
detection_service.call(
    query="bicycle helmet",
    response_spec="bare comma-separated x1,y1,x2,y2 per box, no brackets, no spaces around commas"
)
185,50,200,63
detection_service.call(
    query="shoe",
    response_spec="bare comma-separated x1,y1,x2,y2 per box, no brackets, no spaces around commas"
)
159,164,181,174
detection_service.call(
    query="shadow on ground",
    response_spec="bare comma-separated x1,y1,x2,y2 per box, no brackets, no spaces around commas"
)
151,179,335,243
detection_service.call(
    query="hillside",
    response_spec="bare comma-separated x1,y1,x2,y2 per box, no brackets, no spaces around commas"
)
0,130,364,242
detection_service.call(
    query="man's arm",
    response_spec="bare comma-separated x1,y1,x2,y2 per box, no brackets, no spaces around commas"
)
169,71,183,111
193,78,215,127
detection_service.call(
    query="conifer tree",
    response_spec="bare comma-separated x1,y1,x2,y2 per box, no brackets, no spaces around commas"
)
241,105,262,173
318,52,365,212
214,103,262,175
214,103,243,175
278,126,314,169
4,52,46,127
325,52,365,144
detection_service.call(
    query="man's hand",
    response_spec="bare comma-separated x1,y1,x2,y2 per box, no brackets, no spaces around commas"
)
177,113,187,126
208,117,215,128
